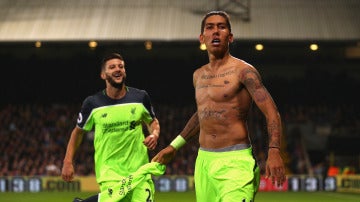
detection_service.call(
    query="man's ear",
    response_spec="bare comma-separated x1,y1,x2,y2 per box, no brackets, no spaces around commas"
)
229,33,234,43
100,72,106,80
199,34,204,44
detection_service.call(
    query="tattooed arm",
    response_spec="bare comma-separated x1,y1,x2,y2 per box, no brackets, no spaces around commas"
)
151,112,200,164
241,65,282,148
241,64,286,187
178,112,200,141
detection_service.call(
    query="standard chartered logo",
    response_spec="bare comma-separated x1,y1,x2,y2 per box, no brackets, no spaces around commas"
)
102,120,139,133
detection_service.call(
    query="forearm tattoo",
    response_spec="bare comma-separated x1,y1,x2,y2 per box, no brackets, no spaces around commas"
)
268,120,281,147
181,113,200,140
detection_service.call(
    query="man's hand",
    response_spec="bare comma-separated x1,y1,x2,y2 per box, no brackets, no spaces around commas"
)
265,148,286,187
151,146,177,164
61,161,75,182
143,134,158,150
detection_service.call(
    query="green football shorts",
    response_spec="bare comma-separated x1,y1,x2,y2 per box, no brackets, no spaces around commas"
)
98,162,166,202
195,144,260,202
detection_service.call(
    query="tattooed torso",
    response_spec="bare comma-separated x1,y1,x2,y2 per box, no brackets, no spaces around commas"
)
193,56,266,148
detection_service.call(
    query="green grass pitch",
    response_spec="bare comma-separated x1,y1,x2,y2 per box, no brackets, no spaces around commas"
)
0,191,359,202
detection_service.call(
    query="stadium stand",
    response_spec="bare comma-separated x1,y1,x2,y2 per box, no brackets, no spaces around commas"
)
1,99,359,176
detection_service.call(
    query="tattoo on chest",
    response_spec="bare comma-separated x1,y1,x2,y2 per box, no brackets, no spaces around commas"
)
197,84,225,89
201,70,236,80
197,70,234,89
197,80,231,90
198,108,226,120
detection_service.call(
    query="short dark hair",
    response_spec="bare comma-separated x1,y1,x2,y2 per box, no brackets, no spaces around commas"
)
200,11,232,34
101,52,124,71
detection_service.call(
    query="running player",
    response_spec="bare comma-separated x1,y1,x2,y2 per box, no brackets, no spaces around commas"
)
152,11,286,202
61,52,161,202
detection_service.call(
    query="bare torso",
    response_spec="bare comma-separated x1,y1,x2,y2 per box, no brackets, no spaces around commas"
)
194,56,253,149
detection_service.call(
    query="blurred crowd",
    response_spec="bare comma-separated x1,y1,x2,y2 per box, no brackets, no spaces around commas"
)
0,102,359,177
283,103,360,137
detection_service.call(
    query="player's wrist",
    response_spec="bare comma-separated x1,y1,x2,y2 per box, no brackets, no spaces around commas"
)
150,133,159,138
151,129,159,137
170,135,186,150
63,159,73,164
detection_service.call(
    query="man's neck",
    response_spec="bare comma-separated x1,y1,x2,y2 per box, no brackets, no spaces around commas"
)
105,85,127,99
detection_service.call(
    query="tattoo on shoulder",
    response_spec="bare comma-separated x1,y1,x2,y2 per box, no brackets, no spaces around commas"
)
241,68,268,103
241,68,261,83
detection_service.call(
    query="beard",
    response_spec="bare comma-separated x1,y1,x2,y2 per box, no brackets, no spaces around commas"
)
106,74,125,89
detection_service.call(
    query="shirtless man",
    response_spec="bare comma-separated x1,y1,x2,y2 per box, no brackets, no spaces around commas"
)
152,11,285,202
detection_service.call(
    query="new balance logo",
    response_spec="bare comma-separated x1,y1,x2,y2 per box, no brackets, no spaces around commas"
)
108,188,113,197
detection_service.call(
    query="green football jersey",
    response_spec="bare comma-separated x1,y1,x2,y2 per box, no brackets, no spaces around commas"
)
76,87,156,184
